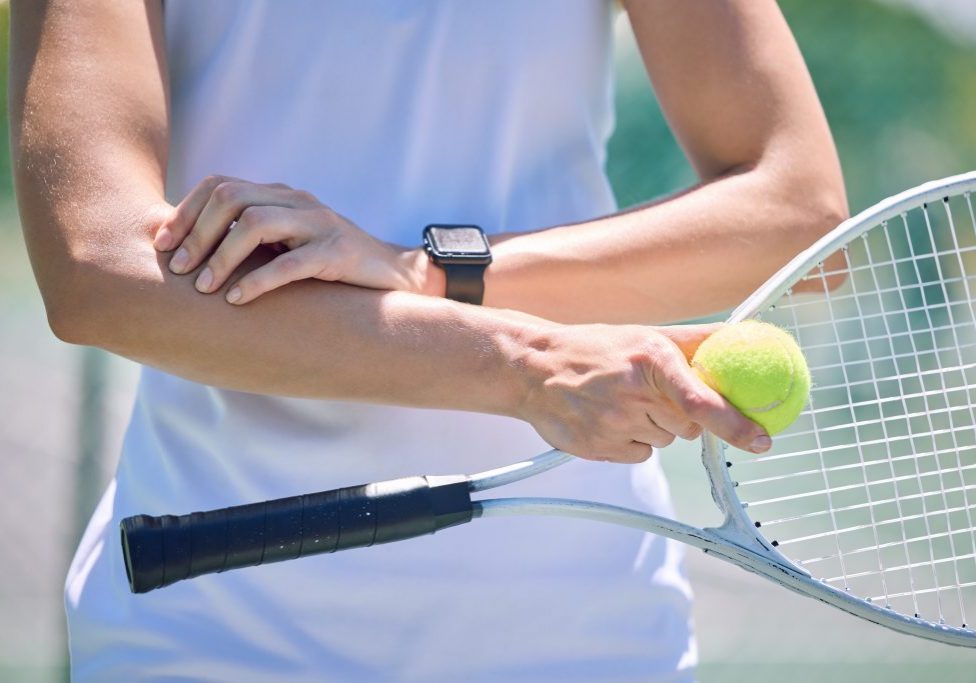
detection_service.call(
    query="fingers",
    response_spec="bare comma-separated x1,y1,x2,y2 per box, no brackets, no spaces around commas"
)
159,177,313,275
598,403,702,461
154,175,243,252
598,409,674,452
651,348,771,454
224,244,325,305
160,175,412,300
540,399,697,464
193,207,309,295
610,441,655,465
569,437,655,464
645,408,703,442
654,323,724,363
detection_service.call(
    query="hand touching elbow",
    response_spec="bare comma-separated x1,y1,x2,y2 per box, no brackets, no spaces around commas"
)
155,175,436,304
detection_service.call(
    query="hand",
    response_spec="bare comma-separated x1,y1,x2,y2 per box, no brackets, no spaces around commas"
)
515,322,771,463
153,175,438,303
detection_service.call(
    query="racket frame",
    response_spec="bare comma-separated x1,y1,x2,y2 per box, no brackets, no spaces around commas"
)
470,170,976,647
120,171,976,647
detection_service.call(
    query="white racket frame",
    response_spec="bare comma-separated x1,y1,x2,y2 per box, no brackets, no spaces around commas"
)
471,171,976,647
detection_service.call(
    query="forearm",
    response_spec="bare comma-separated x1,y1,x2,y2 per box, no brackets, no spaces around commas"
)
38,201,536,414
478,0,847,326
10,0,781,463
484,164,846,325
9,0,529,414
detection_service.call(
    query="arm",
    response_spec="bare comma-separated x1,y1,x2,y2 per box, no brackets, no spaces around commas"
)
481,0,848,324
9,0,771,460
7,0,521,410
154,0,843,323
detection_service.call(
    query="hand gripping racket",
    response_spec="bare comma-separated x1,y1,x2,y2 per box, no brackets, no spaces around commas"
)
121,172,976,647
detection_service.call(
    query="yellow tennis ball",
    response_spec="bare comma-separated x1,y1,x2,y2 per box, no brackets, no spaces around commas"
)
691,321,810,435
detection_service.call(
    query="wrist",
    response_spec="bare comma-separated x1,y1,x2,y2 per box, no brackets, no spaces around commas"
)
399,247,446,297
421,250,448,297
411,299,552,418
493,314,561,420
421,224,491,304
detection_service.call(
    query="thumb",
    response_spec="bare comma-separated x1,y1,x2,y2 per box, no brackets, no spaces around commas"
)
653,323,724,363
650,338,772,454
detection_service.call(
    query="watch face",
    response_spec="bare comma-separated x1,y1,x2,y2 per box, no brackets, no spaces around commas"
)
425,225,492,263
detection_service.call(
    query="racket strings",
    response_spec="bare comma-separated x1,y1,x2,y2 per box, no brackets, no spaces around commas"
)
834,252,897,601
918,204,976,624
936,198,976,563
734,193,976,627
744,444,976,479
749,462,976,508
808,244,976,280
792,322,976,357
791,515,972,551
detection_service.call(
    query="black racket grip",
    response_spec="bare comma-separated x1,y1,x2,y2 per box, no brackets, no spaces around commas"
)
119,474,471,594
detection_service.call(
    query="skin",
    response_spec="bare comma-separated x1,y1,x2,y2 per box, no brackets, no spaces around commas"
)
158,1,847,319
9,0,847,463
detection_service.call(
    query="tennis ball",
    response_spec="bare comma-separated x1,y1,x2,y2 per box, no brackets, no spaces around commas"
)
691,321,810,435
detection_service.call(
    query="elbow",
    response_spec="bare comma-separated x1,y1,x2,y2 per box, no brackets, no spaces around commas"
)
37,255,116,347
763,160,849,257
42,267,109,346
778,170,850,293
44,284,86,345
19,215,101,345
809,187,850,293
799,181,849,246
25,206,169,348
738,139,849,257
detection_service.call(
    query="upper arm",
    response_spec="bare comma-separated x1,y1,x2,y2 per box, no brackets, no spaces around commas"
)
10,0,170,322
621,0,842,185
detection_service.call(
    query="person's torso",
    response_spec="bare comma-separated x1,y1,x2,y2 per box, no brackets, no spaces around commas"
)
65,4,698,680
164,0,619,241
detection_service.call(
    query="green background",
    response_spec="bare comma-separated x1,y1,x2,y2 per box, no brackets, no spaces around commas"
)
2,1,976,681
610,0,976,214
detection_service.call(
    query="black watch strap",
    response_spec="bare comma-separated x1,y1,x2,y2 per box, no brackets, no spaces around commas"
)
443,263,489,305
423,224,492,306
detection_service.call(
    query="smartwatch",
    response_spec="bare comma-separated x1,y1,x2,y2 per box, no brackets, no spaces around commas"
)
423,224,493,305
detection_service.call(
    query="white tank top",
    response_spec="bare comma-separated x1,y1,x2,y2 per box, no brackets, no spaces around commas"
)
66,3,696,680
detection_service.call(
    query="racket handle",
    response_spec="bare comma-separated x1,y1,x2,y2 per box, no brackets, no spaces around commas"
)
119,474,472,594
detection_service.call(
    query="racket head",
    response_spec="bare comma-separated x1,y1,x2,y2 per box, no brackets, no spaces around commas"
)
701,171,976,645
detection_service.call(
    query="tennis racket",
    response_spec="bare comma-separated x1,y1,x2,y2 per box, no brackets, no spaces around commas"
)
121,171,976,647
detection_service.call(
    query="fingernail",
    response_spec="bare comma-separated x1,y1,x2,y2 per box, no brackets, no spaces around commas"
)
226,286,242,304
169,247,190,274
749,435,772,453
153,226,173,251
195,267,213,292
